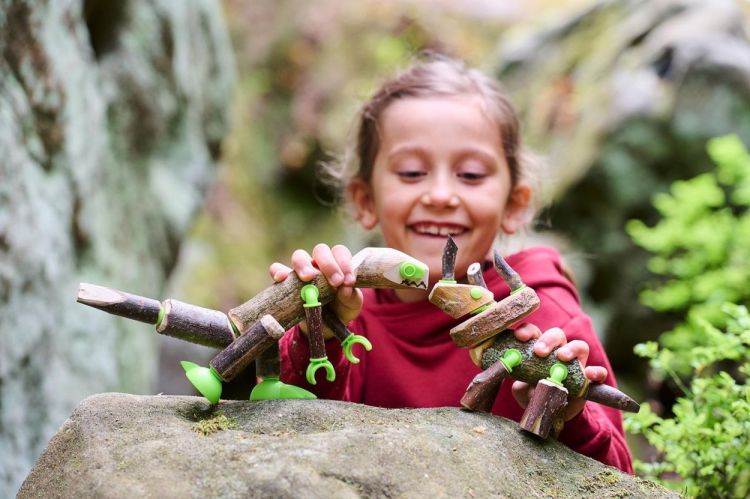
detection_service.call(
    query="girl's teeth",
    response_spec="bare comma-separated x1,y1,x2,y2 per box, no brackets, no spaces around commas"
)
439,227,450,236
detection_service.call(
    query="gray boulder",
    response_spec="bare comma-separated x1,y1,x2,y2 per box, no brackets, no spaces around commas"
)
19,393,677,498
0,0,233,494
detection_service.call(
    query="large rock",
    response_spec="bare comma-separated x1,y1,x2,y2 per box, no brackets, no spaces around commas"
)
19,394,676,498
0,0,233,494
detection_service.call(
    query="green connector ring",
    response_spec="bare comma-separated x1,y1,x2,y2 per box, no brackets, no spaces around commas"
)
300,284,321,307
399,262,425,280
499,348,523,373
548,362,569,386
341,334,372,364
306,357,335,385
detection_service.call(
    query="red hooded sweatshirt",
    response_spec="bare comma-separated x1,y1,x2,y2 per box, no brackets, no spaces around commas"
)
280,246,634,473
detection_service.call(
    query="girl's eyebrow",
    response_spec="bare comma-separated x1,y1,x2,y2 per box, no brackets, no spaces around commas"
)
387,144,501,165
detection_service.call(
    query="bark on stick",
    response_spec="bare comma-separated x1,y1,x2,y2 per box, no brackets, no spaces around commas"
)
519,379,568,439
77,283,162,324
460,359,509,412
210,315,284,382
157,299,237,348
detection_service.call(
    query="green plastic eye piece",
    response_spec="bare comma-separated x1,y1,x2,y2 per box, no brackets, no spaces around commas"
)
470,287,484,300
399,262,425,280
300,284,321,307
548,362,569,385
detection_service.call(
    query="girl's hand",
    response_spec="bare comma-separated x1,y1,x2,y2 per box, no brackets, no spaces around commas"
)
269,243,363,337
510,323,608,421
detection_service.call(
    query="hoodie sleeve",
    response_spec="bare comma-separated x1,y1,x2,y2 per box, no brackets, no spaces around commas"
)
555,313,634,474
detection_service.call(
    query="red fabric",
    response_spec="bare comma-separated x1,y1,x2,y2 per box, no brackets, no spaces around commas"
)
280,246,634,473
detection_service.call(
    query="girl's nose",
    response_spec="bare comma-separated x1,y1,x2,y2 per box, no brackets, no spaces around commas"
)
421,178,460,208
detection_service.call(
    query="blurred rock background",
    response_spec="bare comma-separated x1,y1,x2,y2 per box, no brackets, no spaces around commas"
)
2,0,750,495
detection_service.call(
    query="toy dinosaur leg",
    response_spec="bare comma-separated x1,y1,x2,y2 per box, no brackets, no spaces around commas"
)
183,315,284,404
250,343,315,400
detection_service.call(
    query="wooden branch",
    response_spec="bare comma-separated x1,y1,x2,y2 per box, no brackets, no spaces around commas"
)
229,247,428,334
466,262,487,289
428,282,496,318
480,331,589,398
255,342,281,379
494,251,524,291
156,299,237,348
322,305,351,343
210,315,284,382
305,305,326,360
450,287,540,348
460,359,509,412
77,283,162,324
519,379,568,439
586,382,640,412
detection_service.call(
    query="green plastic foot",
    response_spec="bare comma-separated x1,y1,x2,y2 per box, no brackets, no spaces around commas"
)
306,357,336,385
181,361,222,405
250,377,316,400
341,334,372,364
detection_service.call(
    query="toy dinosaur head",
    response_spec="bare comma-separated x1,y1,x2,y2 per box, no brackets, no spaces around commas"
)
351,247,429,290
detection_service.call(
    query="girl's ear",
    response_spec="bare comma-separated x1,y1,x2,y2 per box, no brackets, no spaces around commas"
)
348,178,378,229
501,183,531,235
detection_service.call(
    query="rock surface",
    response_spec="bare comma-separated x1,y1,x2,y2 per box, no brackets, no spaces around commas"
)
0,0,233,494
19,393,677,498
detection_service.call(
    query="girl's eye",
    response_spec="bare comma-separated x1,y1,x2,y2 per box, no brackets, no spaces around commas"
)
457,171,486,182
457,158,490,183
397,170,427,180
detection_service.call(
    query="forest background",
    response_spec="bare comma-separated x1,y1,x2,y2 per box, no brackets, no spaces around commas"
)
2,0,750,496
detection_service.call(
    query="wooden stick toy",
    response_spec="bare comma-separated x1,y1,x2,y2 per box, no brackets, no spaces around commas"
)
429,237,639,439
78,247,427,404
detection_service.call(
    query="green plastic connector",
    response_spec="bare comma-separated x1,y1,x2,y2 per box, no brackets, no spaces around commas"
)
510,284,527,295
547,362,569,386
156,306,165,328
499,348,523,373
470,302,494,315
306,357,335,385
470,287,484,300
340,334,372,364
250,377,316,400
399,262,425,281
181,361,222,405
300,284,321,308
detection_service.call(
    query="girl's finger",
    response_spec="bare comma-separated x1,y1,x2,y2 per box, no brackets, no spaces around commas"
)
555,339,590,366
269,262,292,282
331,244,356,286
291,249,318,281
513,323,541,342
312,243,344,287
334,288,364,323
511,380,533,408
584,365,608,383
533,327,566,357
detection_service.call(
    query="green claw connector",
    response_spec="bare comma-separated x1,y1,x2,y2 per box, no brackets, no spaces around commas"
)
499,348,523,373
250,377,316,400
306,357,336,385
340,334,372,364
547,362,569,386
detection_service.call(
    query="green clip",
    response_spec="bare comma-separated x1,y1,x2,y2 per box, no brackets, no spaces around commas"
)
250,377,316,400
306,357,335,385
510,284,527,295
547,362,569,386
340,334,372,364
499,348,523,373
300,284,321,308
399,262,425,281
470,287,484,300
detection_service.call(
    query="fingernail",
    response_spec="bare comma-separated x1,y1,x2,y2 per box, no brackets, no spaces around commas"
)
556,347,571,359
329,272,343,286
304,266,318,277
344,272,356,286
534,342,548,354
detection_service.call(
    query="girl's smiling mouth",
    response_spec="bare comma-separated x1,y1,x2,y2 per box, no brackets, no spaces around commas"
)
408,222,468,237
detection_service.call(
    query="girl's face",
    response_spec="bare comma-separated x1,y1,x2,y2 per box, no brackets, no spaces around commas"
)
351,95,530,291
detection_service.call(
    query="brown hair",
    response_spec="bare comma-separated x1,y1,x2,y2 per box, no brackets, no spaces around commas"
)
321,54,539,216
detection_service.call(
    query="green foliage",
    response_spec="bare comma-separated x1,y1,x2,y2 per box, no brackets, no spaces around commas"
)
625,135,750,497
626,134,750,374
625,305,750,498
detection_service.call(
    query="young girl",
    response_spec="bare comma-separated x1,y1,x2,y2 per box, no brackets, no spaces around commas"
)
269,56,633,473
